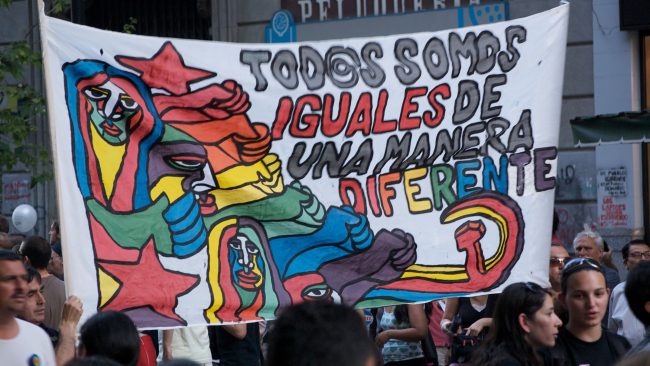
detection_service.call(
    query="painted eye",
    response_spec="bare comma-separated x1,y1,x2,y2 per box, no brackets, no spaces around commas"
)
84,87,108,100
228,239,242,250
119,96,139,110
302,285,332,301
246,243,259,255
165,155,206,171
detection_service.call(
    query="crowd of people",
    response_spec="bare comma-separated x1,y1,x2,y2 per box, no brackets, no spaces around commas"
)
1,214,650,366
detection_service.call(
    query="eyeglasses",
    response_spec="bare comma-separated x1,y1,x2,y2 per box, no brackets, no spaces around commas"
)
549,257,571,267
562,257,602,278
524,282,543,292
628,251,650,260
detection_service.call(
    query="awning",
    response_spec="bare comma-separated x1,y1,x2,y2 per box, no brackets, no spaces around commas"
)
570,111,650,147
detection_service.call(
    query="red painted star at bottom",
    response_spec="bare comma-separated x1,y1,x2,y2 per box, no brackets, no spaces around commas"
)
99,239,199,322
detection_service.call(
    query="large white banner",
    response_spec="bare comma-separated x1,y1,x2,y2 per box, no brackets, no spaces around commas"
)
40,3,568,328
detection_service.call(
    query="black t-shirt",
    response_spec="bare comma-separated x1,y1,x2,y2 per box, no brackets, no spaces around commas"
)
457,294,498,329
553,327,630,366
213,322,262,366
39,323,59,347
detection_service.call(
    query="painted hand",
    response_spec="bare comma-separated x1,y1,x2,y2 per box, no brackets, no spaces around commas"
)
290,181,326,224
163,192,208,257
340,206,373,251
368,228,417,282
250,153,284,195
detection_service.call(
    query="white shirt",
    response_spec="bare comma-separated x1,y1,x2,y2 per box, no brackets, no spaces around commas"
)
169,326,213,364
608,281,646,346
0,318,56,366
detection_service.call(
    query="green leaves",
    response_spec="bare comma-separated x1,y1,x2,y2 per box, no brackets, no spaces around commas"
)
123,17,138,34
50,0,71,15
0,7,51,188
0,42,41,79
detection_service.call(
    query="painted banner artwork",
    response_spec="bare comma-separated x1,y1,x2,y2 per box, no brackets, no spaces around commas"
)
40,3,569,327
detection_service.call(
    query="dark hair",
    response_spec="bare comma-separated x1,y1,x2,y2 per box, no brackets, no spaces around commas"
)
79,311,140,366
0,215,9,233
0,249,22,262
65,356,122,366
622,239,649,260
267,301,378,366
560,257,605,294
393,304,410,324
472,283,551,366
51,220,60,234
26,265,42,283
20,236,51,269
625,261,650,326
159,360,201,366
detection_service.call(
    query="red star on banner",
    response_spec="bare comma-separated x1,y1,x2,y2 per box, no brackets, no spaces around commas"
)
116,41,215,95
99,239,199,322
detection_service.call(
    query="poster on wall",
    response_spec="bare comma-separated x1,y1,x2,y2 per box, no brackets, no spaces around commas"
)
597,167,629,228
39,2,569,327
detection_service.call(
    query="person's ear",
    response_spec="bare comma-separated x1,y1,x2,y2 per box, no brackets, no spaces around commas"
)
607,287,611,297
644,300,650,315
518,313,531,333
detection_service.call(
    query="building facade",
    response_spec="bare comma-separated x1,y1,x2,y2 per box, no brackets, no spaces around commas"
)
1,0,647,274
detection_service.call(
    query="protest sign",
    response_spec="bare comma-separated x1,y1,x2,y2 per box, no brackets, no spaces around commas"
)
40,3,568,327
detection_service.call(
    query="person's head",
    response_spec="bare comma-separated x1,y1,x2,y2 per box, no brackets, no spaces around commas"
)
572,229,604,261
159,360,201,366
267,301,378,366
474,283,561,366
0,232,12,250
625,261,650,327
17,266,45,324
622,239,650,271
0,249,28,315
493,283,561,348
49,220,60,244
549,244,570,291
65,356,122,366
79,311,140,366
19,236,51,270
48,241,64,278
0,215,9,234
560,257,609,330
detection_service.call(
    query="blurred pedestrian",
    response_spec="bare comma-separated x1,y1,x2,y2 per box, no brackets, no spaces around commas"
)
267,301,379,366
19,235,65,329
551,258,629,365
376,304,428,366
163,326,212,366
609,240,650,346
0,250,55,365
549,243,570,324
77,310,140,366
623,261,650,356
48,241,64,280
470,282,562,366
573,227,620,290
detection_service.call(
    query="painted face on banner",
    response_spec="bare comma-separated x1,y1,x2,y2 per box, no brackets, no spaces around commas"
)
148,137,217,210
228,225,265,290
283,272,341,303
82,80,141,145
